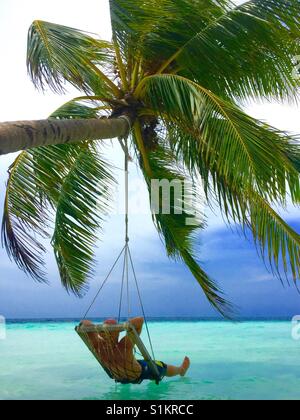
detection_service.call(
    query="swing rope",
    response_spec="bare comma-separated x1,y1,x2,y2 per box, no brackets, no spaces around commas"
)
128,247,156,362
76,117,162,384
83,245,126,320
83,117,131,322
117,249,126,323
81,121,156,363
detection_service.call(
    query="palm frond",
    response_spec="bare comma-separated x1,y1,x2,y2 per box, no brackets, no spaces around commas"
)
31,101,105,205
132,129,232,316
137,74,300,205
110,0,299,101
217,180,300,283
27,20,118,95
51,144,114,295
50,100,102,120
167,124,300,284
1,152,50,282
249,193,300,282
109,0,169,61
1,101,114,293
158,0,300,101
214,173,300,283
109,0,228,68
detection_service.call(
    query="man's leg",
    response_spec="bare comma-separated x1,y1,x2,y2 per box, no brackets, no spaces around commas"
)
165,357,190,377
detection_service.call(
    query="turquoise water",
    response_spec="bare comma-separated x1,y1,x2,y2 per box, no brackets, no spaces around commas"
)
0,320,299,400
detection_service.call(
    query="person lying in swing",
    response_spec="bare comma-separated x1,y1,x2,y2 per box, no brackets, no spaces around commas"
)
79,317,190,384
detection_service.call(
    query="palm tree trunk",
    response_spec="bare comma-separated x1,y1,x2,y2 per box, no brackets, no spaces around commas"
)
0,117,129,155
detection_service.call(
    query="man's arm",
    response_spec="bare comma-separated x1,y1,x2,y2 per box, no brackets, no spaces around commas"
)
118,318,144,353
79,320,103,350
129,317,144,336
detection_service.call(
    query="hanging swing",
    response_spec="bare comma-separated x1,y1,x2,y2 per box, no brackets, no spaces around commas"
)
75,130,162,385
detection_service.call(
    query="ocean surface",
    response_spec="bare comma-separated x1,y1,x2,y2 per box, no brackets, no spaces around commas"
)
0,319,299,400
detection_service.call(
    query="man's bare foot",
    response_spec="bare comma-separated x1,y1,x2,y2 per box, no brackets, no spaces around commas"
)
180,356,190,376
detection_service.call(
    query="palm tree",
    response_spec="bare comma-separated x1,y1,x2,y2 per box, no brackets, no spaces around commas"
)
1,0,300,316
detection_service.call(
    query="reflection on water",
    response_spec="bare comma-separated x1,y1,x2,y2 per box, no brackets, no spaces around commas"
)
92,379,189,401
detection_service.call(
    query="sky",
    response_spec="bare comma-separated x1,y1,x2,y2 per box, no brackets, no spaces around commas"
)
0,0,300,320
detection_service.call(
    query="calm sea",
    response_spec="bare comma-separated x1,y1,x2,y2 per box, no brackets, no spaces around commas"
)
0,318,299,400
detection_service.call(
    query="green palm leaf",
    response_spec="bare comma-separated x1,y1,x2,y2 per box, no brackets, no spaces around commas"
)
27,20,117,95
1,152,50,282
157,0,300,101
249,193,300,282
29,101,104,206
111,0,300,101
137,74,300,205
133,136,232,316
109,0,169,61
50,99,102,120
51,143,114,295
1,101,114,293
167,124,300,283
109,0,227,67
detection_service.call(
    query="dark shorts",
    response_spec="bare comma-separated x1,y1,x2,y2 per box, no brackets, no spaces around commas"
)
137,360,167,383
